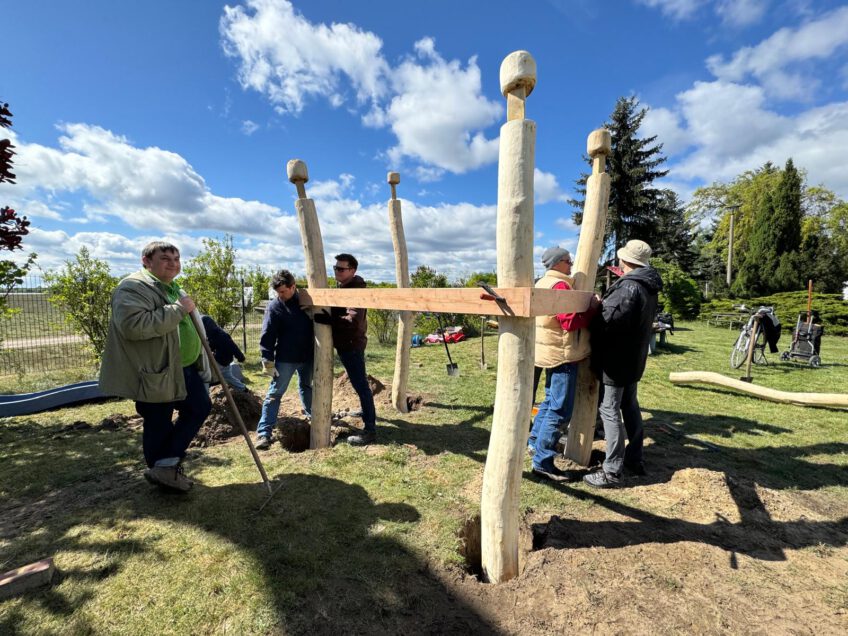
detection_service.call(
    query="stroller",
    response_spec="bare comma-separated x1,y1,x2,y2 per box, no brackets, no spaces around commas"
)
780,310,823,367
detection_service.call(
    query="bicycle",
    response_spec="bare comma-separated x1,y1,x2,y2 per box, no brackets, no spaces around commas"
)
729,306,773,369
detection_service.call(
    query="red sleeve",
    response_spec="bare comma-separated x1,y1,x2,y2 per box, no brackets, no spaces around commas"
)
552,280,597,331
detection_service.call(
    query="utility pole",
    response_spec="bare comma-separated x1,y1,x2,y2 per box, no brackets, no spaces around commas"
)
726,205,740,287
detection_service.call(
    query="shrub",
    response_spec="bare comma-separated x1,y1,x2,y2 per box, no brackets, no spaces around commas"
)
650,258,702,319
701,291,848,336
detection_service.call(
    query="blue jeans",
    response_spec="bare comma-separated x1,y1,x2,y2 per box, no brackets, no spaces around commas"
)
599,382,644,475
338,349,376,432
256,360,313,438
218,362,246,392
529,362,577,472
136,365,212,468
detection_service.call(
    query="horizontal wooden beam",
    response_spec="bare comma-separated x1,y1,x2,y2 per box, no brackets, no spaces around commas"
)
297,287,593,317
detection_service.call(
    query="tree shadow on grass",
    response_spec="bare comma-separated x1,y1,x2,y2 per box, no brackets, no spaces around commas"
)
530,408,848,564
1,442,497,634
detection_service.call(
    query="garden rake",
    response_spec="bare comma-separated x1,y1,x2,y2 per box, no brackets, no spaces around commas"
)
187,310,284,510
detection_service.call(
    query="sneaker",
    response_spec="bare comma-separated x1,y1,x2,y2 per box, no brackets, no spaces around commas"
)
582,469,622,488
255,435,272,451
624,460,647,476
531,466,581,483
347,430,377,446
144,464,192,493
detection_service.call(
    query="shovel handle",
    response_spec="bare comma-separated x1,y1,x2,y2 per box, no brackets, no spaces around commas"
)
188,311,273,494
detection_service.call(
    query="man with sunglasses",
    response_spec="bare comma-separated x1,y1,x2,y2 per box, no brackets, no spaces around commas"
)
329,253,377,445
528,246,600,482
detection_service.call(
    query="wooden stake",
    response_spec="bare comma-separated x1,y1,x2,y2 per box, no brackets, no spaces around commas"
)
480,50,536,584
287,159,333,449
563,129,612,466
388,171,412,413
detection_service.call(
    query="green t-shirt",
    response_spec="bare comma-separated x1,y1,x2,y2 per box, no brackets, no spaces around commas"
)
148,272,201,367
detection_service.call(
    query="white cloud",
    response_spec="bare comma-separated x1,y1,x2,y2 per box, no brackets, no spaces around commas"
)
636,0,705,21
241,119,260,135
6,123,513,282
652,81,848,198
716,0,768,27
220,0,388,114
706,6,848,99
219,1,502,176
383,40,501,173
534,169,567,204
642,106,690,155
8,123,295,239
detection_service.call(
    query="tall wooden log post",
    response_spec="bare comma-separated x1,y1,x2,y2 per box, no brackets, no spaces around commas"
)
287,159,333,449
481,50,537,584
563,129,612,466
388,172,413,413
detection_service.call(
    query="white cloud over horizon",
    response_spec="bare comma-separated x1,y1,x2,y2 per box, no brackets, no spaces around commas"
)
1,125,534,282
642,6,848,202
219,0,502,177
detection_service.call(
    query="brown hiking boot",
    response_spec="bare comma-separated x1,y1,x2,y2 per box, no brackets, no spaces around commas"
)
144,464,193,493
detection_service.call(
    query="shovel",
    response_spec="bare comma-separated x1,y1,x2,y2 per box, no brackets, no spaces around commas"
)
436,314,460,376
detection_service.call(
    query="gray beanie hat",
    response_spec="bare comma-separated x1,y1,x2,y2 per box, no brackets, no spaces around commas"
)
541,246,571,270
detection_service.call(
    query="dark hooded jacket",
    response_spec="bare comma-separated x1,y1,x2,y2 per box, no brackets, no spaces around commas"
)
259,290,314,363
201,315,245,366
331,275,368,352
591,265,664,387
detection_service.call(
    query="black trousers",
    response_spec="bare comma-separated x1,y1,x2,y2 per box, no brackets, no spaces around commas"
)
136,365,212,468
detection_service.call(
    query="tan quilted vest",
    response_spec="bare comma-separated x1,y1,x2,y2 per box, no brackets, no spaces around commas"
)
534,270,591,367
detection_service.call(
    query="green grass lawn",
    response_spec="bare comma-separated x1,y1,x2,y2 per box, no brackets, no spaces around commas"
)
0,321,846,634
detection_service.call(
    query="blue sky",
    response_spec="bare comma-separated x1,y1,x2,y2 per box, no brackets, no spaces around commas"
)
3,0,848,282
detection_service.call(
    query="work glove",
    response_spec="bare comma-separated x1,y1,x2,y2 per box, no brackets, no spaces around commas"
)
261,359,279,378
313,310,332,325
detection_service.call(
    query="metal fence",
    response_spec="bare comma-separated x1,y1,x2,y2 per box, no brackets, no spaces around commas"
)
1,275,266,379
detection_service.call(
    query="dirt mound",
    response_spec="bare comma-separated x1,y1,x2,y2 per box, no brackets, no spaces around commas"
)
191,385,263,448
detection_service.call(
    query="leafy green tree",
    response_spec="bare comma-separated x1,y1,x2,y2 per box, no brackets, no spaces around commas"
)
45,247,117,357
180,235,242,328
410,265,478,337
461,271,497,288
734,159,804,295
243,266,271,307
367,282,398,345
651,258,701,318
0,102,35,343
570,96,668,260
410,265,448,289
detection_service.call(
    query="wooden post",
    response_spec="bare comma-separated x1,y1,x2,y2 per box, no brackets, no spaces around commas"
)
287,159,333,449
563,129,612,466
388,171,412,413
480,50,536,584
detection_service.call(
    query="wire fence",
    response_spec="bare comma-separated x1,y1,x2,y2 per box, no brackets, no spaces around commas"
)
1,275,266,382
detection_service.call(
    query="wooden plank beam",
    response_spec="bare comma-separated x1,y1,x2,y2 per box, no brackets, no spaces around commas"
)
298,287,592,318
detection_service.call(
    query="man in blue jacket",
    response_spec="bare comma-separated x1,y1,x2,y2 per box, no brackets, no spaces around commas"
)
584,239,663,488
255,270,314,450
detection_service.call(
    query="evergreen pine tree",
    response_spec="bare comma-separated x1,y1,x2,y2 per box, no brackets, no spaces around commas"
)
653,189,697,271
733,190,773,296
569,96,668,260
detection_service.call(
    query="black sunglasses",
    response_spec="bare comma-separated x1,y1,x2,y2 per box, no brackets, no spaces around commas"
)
333,266,352,272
